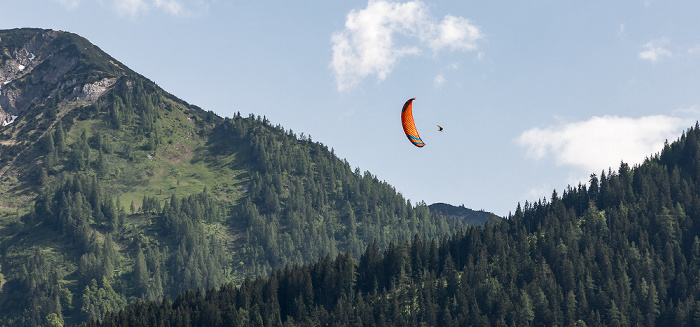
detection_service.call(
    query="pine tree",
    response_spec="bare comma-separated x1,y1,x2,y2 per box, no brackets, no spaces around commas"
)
135,247,149,299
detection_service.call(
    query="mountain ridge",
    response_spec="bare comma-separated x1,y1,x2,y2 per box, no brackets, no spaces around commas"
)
428,202,496,225
0,28,130,122
0,28,491,326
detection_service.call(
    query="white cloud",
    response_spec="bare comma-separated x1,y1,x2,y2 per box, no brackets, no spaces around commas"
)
113,0,150,17
52,0,81,9
639,38,672,63
330,0,482,91
426,15,482,52
433,74,445,87
688,44,700,55
523,183,553,202
56,0,190,17
154,0,183,16
517,115,693,173
616,23,626,38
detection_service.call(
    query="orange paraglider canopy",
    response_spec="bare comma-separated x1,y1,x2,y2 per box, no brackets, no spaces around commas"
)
401,97,425,147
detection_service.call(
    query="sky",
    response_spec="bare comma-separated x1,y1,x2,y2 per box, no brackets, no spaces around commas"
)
2,0,700,216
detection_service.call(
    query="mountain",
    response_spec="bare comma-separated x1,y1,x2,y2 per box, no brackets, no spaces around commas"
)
0,28,130,183
0,28,487,326
85,124,700,327
428,202,495,225
0,28,129,124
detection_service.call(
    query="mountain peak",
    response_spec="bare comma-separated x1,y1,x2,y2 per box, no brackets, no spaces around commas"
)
0,28,130,124
0,28,476,326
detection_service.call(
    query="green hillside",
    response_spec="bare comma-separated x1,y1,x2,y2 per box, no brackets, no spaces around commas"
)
84,124,700,327
0,29,476,326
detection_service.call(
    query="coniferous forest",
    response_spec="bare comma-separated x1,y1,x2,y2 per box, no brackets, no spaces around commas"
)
3,29,700,327
0,80,467,325
0,29,472,326
83,125,700,326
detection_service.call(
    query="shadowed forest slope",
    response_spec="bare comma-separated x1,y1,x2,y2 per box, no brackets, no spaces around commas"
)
86,124,700,326
0,28,484,326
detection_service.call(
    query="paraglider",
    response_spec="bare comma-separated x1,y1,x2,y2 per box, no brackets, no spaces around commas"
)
401,97,425,147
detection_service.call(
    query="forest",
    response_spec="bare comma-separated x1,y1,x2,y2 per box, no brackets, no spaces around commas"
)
0,50,471,326
81,124,700,326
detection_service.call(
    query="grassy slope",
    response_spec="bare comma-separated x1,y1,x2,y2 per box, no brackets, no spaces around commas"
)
0,86,246,208
72,99,246,208
0,29,474,326
0,85,247,324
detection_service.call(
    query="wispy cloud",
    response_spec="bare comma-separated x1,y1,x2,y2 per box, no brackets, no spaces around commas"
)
616,23,626,38
113,0,151,17
639,38,672,63
52,0,81,10
53,0,194,17
153,0,183,16
688,44,700,55
426,15,482,52
517,115,693,173
523,183,553,201
433,74,445,87
330,0,482,92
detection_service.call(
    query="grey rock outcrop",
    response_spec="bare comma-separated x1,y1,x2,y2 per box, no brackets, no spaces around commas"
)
0,29,123,125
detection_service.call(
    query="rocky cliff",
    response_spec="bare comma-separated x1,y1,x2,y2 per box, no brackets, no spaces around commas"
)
0,28,128,125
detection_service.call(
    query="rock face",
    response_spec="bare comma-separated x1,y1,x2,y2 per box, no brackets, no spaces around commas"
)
0,28,126,125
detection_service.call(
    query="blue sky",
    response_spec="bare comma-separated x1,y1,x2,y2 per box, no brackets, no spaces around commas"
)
2,0,700,216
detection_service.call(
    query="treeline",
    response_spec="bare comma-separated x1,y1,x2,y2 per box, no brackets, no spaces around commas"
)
87,123,700,326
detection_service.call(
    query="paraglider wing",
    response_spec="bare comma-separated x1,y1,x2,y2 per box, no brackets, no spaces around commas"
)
401,97,425,147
